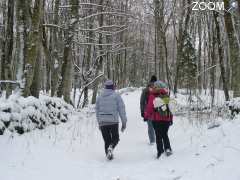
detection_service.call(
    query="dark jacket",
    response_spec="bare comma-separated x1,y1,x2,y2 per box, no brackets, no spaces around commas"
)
140,83,154,115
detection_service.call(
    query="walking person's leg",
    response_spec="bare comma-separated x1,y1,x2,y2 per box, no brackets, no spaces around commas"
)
100,125,112,155
161,122,172,155
147,120,155,144
104,124,119,160
152,121,164,158
110,124,120,149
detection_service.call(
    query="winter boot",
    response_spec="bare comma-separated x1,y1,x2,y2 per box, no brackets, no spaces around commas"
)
165,149,172,156
156,152,162,159
106,145,114,160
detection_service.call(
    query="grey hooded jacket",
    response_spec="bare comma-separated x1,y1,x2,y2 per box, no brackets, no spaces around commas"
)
95,89,127,127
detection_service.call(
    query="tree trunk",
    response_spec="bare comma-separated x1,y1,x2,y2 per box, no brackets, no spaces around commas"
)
30,49,41,98
213,11,230,101
82,0,95,108
224,0,240,97
0,0,6,80
92,0,104,105
209,14,216,106
154,0,165,80
51,0,60,97
23,0,43,97
15,0,29,85
174,0,191,94
57,0,78,103
197,18,202,91
2,0,14,97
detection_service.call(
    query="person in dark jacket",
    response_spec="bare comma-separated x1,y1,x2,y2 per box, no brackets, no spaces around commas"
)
144,80,173,159
140,75,157,144
95,80,127,160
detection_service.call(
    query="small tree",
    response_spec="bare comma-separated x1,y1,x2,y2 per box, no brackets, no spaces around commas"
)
179,32,197,91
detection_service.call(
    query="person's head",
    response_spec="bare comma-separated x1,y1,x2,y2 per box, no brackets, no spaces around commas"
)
150,75,157,83
104,80,115,90
153,80,168,94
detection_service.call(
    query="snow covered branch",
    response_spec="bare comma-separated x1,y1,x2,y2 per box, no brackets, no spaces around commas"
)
0,80,21,86
73,40,124,47
43,24,66,30
78,12,134,22
77,73,104,108
59,3,125,13
77,25,127,32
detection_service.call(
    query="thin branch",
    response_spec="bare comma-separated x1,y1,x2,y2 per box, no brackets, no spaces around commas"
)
78,12,135,22
59,3,124,12
77,73,104,108
43,24,66,30
77,25,127,32
73,40,124,47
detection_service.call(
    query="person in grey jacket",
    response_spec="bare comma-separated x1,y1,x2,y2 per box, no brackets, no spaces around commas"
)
95,80,127,160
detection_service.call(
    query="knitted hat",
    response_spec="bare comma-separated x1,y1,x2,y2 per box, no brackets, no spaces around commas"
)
104,80,114,89
154,80,168,89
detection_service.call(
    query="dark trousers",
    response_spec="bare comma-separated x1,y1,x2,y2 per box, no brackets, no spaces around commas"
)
100,124,119,155
152,121,171,154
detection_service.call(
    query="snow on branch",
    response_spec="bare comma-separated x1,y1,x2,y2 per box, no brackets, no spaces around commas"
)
112,27,129,35
77,25,127,32
73,40,124,47
78,12,134,22
77,73,104,108
59,3,124,13
72,59,82,73
43,24,66,30
107,46,133,53
0,80,21,85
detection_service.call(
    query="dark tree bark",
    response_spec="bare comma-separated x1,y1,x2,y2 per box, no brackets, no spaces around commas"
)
224,0,240,97
92,0,104,104
23,0,43,97
2,0,14,97
174,0,191,94
57,0,79,103
51,0,60,97
213,11,230,101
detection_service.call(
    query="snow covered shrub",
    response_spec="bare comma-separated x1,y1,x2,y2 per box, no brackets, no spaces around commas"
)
0,94,74,135
0,121,5,135
226,98,240,117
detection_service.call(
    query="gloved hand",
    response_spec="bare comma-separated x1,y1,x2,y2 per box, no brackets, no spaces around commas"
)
143,118,148,122
121,123,126,132
169,120,173,126
141,111,144,118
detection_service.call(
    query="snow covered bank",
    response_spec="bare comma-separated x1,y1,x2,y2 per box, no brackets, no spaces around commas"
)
0,94,74,135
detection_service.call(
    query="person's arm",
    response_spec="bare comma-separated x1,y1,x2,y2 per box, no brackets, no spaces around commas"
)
116,94,127,131
95,97,100,126
144,95,154,119
140,89,147,117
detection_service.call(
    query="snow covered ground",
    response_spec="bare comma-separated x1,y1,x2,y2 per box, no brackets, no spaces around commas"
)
1,90,240,180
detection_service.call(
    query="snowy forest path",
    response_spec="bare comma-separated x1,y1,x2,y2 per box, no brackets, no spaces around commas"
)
0,90,240,180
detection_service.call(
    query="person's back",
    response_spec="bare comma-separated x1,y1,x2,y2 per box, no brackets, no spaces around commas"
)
144,80,173,159
96,80,127,160
96,89,126,126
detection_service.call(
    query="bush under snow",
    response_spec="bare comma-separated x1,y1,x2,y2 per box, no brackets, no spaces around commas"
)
226,98,240,117
0,94,74,135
